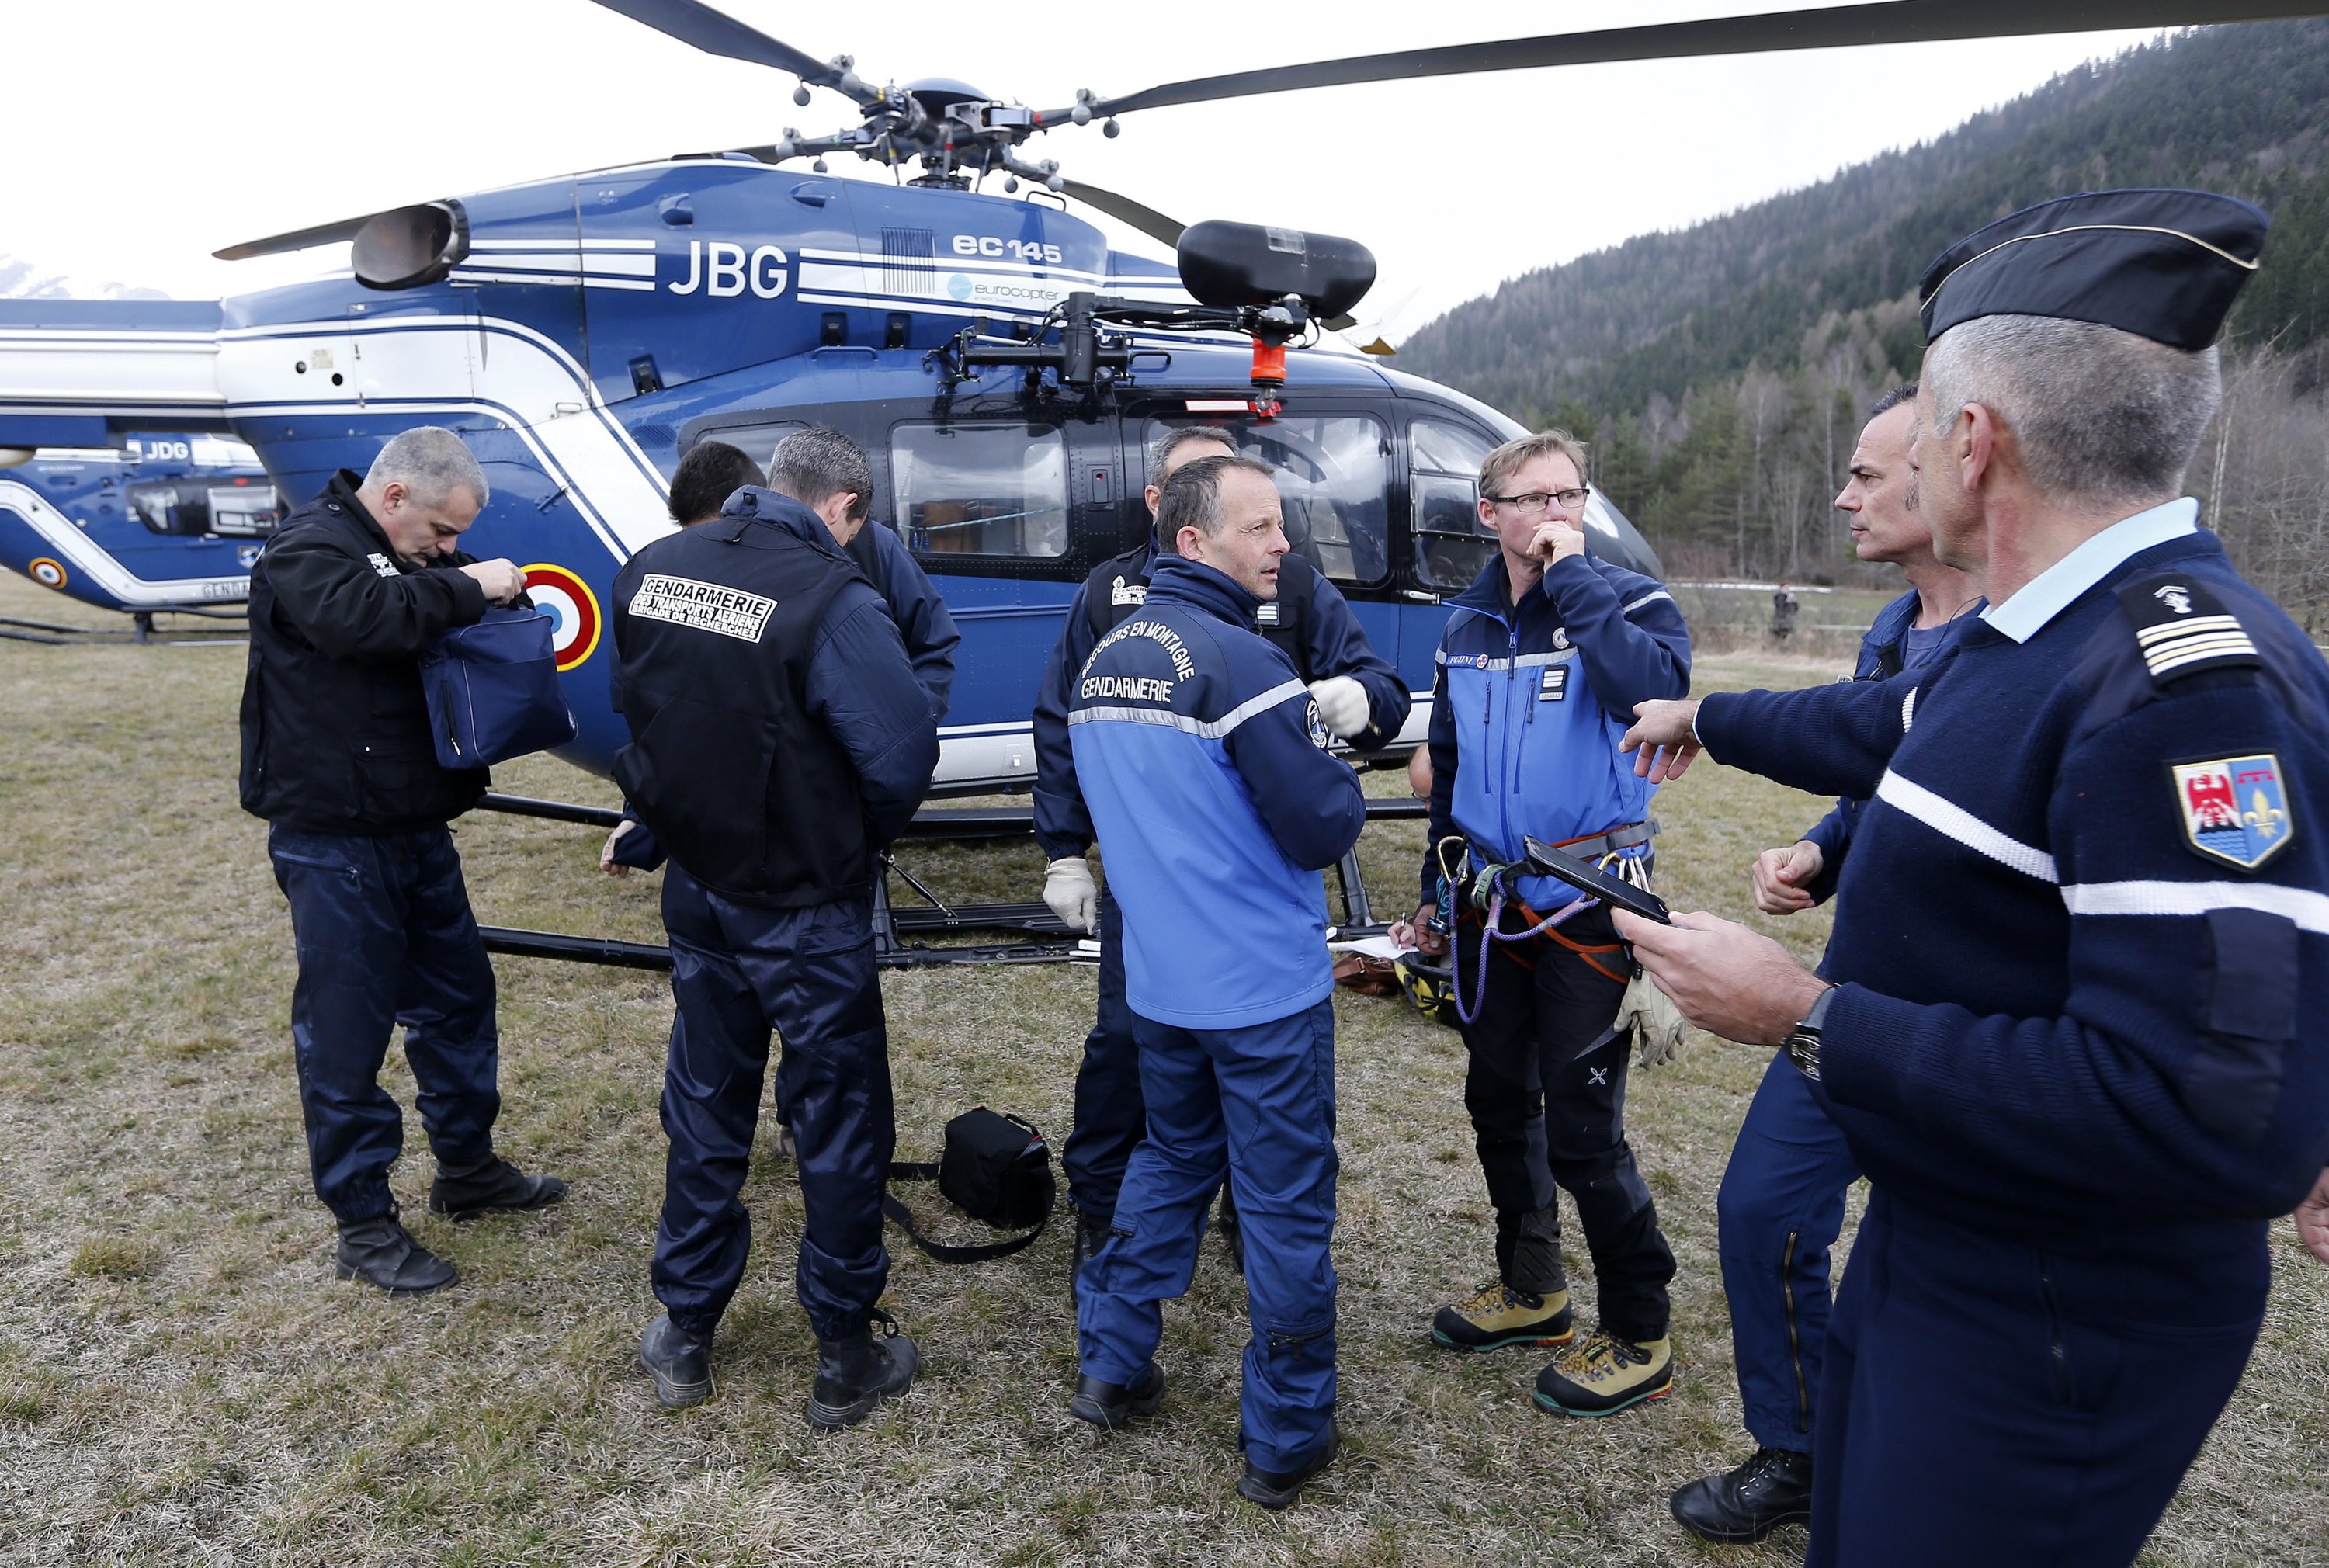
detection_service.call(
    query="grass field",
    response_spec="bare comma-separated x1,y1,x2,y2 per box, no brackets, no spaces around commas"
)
2,571,2324,1567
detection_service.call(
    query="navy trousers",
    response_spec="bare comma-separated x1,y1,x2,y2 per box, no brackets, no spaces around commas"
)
1458,905,1676,1341
653,866,894,1343
1078,999,1338,1474
267,824,500,1225
1062,893,1141,1223
1807,1188,2267,1567
1719,1051,1862,1452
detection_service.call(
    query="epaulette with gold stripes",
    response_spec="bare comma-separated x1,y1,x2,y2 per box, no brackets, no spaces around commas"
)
2116,574,2261,683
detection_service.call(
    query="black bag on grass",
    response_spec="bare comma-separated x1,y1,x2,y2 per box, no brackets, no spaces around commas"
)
884,1107,1054,1264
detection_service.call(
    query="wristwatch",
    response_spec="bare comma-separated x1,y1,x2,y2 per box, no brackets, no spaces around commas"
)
1783,984,1837,1081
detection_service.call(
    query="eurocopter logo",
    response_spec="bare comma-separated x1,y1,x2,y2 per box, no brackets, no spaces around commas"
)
667,241,790,300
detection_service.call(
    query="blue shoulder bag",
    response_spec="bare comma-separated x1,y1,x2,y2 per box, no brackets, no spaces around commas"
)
420,605,578,769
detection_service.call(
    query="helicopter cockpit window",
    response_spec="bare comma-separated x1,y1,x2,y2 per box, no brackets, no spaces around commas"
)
1142,415,1389,586
682,421,805,470
893,424,1068,559
1410,418,1499,591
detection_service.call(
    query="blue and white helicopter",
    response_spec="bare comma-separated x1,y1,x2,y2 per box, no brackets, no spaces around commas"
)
0,433,282,625
8,0,2279,786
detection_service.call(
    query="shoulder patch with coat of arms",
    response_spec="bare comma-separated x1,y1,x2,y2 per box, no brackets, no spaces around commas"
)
2170,754,2293,870
1305,699,1331,751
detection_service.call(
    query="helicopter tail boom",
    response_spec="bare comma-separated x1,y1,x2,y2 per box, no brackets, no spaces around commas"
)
0,300,229,449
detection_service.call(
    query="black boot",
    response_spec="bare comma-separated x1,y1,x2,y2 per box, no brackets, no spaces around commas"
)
1070,1211,1109,1310
1237,1423,1340,1511
333,1207,458,1296
637,1313,714,1409
1068,1362,1165,1430
806,1312,920,1430
429,1156,568,1222
1670,1445,1814,1543
1216,1185,1244,1274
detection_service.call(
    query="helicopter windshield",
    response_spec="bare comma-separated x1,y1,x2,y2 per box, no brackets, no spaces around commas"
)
1144,415,1389,586
893,423,1069,559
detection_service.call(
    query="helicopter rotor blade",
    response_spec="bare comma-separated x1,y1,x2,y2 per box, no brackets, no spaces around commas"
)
585,0,876,103
1036,0,2328,123
213,213,382,262
1057,180,1187,251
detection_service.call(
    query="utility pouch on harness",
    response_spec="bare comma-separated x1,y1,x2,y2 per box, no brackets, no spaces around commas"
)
884,1107,1055,1264
419,605,577,769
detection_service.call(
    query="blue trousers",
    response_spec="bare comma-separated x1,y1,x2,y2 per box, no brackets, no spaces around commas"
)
1078,1000,1339,1474
1719,1051,1862,1452
1807,1188,2267,1567
268,824,500,1225
1063,894,1141,1223
653,866,894,1343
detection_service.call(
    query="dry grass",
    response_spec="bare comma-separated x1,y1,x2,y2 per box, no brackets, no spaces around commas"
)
1,571,2324,1566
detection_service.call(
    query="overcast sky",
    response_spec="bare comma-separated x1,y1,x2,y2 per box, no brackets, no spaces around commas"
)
9,2,2171,340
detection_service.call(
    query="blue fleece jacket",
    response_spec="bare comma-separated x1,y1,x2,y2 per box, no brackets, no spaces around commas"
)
1421,549,1692,912
1068,555,1367,1029
1036,538,1404,862
1698,524,2329,1258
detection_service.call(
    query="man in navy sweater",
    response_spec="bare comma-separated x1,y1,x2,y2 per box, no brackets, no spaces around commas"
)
1671,384,1981,1542
1066,453,1367,1510
1619,190,2329,1567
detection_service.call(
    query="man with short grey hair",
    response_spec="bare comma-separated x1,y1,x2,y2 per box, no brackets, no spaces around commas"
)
241,426,564,1298
1619,190,2329,1566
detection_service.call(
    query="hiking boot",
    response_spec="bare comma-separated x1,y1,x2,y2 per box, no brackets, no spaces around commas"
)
333,1207,458,1296
1237,1424,1340,1511
806,1312,920,1430
1671,1445,1814,1543
1533,1330,1673,1416
1068,1362,1166,1430
1070,1211,1109,1311
1431,1281,1574,1352
637,1312,713,1409
428,1156,567,1223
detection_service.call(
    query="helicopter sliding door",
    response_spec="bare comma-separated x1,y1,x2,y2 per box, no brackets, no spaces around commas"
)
1127,399,1414,727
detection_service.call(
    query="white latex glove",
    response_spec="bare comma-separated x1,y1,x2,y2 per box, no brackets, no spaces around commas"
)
1307,675,1371,741
1618,969,1690,1069
1043,856,1099,934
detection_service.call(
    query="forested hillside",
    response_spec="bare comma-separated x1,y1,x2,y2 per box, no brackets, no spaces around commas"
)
1397,22,2329,623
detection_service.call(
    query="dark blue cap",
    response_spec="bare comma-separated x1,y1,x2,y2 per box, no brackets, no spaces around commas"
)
1919,189,2268,352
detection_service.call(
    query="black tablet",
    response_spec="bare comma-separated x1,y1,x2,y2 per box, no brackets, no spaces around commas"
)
1521,837,1673,924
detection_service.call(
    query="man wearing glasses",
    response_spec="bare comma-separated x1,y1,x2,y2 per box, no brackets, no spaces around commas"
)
1388,429,1692,1417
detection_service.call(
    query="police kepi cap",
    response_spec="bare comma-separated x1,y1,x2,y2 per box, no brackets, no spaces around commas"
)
1919,189,2268,351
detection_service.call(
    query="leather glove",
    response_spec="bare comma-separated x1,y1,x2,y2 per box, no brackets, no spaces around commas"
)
1307,675,1372,742
1043,856,1099,935
1618,969,1690,1069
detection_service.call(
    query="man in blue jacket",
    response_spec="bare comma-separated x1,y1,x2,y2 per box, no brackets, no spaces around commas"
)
613,428,939,1426
1034,426,1406,1289
1067,453,1367,1511
1388,429,1692,1417
1619,190,2329,1567
1671,384,1981,1542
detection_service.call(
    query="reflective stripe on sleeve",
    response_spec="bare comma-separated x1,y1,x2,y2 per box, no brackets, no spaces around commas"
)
2062,879,2329,932
1873,770,2059,883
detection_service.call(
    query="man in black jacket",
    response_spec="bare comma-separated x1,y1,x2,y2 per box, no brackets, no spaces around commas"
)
241,426,566,1298
615,428,939,1425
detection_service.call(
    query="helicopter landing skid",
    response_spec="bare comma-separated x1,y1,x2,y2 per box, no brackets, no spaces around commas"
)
469,791,1409,970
